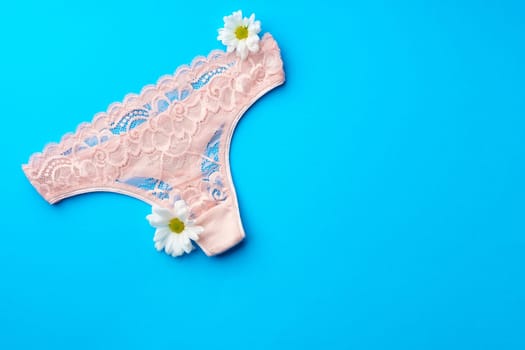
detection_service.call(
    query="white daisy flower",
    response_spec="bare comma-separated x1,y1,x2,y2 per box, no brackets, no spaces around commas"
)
217,10,261,60
146,200,203,257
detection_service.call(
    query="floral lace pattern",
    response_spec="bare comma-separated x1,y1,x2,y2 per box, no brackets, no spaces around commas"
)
23,34,285,221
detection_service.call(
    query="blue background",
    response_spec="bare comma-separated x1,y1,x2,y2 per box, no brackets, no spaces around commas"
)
1,0,524,349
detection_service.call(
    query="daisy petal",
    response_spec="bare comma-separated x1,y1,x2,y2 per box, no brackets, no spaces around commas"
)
173,199,187,214
182,239,193,254
232,10,242,21
248,20,261,34
154,227,170,242
246,35,260,52
153,205,172,217
164,236,175,255
154,240,164,251
146,213,170,228
173,200,183,211
237,40,248,59
171,241,184,257
185,226,202,241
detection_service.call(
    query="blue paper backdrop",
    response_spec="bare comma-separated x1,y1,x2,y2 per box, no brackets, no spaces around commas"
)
1,0,524,349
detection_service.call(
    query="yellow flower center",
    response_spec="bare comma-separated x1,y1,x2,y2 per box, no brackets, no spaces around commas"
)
235,26,249,40
168,217,185,234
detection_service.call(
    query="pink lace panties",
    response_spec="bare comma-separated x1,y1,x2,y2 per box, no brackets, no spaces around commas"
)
23,33,285,256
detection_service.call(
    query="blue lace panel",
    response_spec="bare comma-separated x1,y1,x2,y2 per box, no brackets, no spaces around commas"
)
62,62,234,156
116,177,173,200
191,64,231,90
201,125,227,201
109,109,149,135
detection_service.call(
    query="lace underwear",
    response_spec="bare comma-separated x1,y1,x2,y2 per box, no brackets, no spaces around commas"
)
22,16,285,257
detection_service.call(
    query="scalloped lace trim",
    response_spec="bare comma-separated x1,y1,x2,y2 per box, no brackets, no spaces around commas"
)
27,43,240,166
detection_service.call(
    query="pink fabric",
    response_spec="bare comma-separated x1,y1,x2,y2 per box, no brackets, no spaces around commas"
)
23,33,285,256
